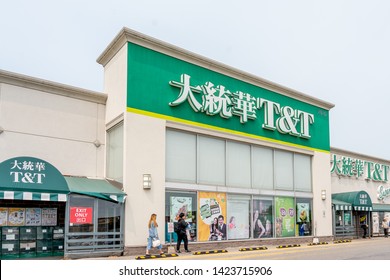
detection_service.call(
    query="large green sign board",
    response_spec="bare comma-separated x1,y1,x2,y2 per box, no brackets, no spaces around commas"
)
127,43,330,152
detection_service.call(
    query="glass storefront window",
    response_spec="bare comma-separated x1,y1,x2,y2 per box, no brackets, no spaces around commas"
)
226,141,251,188
165,191,197,243
253,198,274,238
166,130,196,183
227,195,250,240
198,136,225,186
252,146,274,190
106,122,124,183
166,130,312,193
97,200,121,233
344,211,352,226
294,154,312,192
296,198,312,236
164,191,316,243
274,151,294,190
275,197,296,237
67,195,124,253
97,200,122,247
335,210,343,226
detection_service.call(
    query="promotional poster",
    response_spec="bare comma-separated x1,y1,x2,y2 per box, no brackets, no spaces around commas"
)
227,199,250,239
198,192,226,241
275,197,295,237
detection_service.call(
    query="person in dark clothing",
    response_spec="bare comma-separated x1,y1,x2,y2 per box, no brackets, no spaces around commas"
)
176,213,190,253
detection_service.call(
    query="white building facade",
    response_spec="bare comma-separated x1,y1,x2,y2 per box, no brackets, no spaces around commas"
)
0,70,126,259
0,28,338,259
98,28,335,252
331,147,390,239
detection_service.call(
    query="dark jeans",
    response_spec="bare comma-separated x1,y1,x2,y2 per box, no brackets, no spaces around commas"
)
176,232,188,251
385,228,388,237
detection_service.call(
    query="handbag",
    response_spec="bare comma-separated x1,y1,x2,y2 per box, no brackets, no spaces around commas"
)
152,237,161,247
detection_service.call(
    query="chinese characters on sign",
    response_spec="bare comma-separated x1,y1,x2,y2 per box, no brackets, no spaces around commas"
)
331,154,390,182
9,159,46,184
70,207,93,225
359,193,368,205
169,74,315,139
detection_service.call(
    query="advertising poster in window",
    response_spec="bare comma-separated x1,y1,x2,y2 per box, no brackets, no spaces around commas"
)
170,196,193,222
297,202,310,236
227,200,249,239
170,196,195,241
198,192,226,241
42,208,57,226
253,199,273,238
275,197,295,237
297,203,310,223
8,208,25,226
25,208,42,226
0,208,8,226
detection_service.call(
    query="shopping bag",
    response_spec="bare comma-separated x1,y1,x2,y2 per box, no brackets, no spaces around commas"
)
152,238,161,247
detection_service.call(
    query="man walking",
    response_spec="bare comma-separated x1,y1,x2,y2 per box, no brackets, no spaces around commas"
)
382,217,389,238
176,213,190,253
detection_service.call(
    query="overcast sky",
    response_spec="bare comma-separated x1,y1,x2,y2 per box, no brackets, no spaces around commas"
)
1,0,389,160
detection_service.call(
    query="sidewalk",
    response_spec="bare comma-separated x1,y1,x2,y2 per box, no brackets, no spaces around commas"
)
79,238,357,260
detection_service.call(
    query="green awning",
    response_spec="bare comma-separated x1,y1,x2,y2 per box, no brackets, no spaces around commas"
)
372,203,390,212
0,190,67,202
332,191,372,211
332,199,352,211
0,156,70,202
65,177,126,203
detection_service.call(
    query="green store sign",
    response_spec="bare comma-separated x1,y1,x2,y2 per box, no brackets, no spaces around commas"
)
127,43,330,152
0,156,68,193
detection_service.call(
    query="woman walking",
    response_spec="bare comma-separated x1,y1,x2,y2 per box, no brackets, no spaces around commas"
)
146,213,164,255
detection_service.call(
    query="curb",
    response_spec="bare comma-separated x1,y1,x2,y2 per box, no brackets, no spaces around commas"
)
276,244,301,249
135,253,178,260
308,242,328,246
239,246,268,251
193,249,228,255
334,240,352,244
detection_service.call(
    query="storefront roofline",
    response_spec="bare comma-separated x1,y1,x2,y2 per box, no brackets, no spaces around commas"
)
0,69,107,105
97,27,335,111
372,203,390,212
331,146,390,163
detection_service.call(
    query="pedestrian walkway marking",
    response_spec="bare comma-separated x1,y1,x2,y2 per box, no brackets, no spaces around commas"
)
239,246,268,251
276,244,301,249
193,249,228,255
135,253,178,260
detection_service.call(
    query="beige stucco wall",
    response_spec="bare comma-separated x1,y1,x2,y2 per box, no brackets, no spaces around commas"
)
0,76,106,178
102,44,127,126
123,112,166,246
312,151,333,236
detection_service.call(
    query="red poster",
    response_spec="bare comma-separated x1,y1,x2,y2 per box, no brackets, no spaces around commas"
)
70,207,93,225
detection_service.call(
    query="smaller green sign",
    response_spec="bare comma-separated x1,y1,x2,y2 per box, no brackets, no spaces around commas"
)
0,157,69,193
